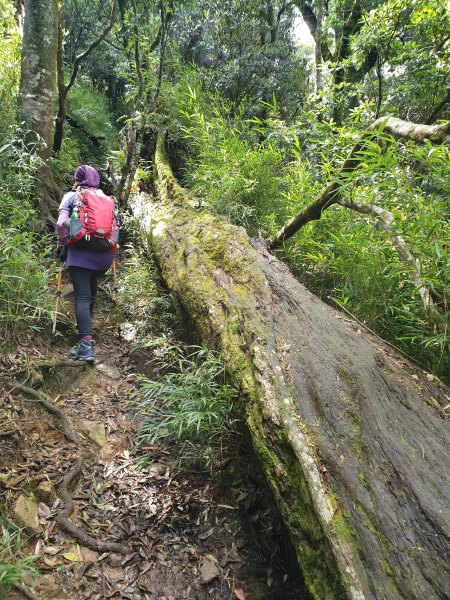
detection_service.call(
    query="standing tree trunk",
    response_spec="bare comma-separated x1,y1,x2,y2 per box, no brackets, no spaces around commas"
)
19,0,61,221
314,0,324,92
131,134,449,600
294,0,378,122
14,0,25,31
19,0,58,160
53,17,68,154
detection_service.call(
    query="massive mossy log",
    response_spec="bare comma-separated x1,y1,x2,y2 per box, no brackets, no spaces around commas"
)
131,136,449,600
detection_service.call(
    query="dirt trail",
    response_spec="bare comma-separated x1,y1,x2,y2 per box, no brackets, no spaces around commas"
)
1,283,308,600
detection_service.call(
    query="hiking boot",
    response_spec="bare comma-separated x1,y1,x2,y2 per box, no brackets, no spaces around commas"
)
67,339,95,362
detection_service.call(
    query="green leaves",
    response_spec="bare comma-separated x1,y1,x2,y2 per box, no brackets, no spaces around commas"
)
178,86,289,234
130,346,238,466
351,0,450,122
0,512,40,589
0,134,54,344
0,0,20,136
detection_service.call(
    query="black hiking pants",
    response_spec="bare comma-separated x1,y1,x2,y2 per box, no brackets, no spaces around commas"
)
68,267,106,337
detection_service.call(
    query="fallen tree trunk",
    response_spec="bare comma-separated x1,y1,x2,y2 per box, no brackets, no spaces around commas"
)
131,135,450,600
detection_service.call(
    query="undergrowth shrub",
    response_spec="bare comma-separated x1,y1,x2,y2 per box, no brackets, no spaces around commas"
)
0,0,20,136
0,136,54,346
53,74,120,190
0,512,39,590
67,76,119,159
51,134,82,191
179,87,287,234
130,346,238,467
113,235,176,343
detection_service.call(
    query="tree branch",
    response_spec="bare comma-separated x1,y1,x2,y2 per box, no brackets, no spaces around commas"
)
266,117,450,319
426,87,450,125
66,0,117,93
267,116,450,249
54,0,117,152
267,140,367,248
335,197,441,316
371,116,450,144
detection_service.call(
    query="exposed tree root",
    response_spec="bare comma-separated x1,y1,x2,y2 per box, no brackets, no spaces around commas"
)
17,360,87,388
4,380,77,444
56,455,131,554
4,378,132,555
56,514,131,554
12,582,40,600
18,360,87,387
27,359,86,370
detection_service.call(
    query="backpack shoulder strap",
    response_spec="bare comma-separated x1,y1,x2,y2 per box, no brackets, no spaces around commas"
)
74,189,86,204
66,191,77,215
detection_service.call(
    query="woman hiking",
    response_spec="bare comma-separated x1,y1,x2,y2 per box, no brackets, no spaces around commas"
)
56,165,118,362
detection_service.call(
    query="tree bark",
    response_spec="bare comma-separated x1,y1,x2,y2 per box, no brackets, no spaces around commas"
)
19,0,61,219
131,134,450,600
19,0,59,159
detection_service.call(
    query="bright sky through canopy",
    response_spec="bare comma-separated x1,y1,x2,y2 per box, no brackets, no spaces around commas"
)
292,12,314,47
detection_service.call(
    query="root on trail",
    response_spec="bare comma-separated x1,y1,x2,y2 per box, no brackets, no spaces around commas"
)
12,582,40,600
5,380,77,444
56,455,131,554
4,379,132,555
21,358,88,371
17,359,88,389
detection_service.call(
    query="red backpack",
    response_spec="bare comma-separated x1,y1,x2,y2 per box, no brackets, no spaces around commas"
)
66,189,119,253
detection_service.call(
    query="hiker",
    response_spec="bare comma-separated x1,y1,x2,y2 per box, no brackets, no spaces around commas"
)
56,165,118,362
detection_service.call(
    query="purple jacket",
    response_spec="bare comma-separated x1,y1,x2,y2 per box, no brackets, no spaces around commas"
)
57,188,114,271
